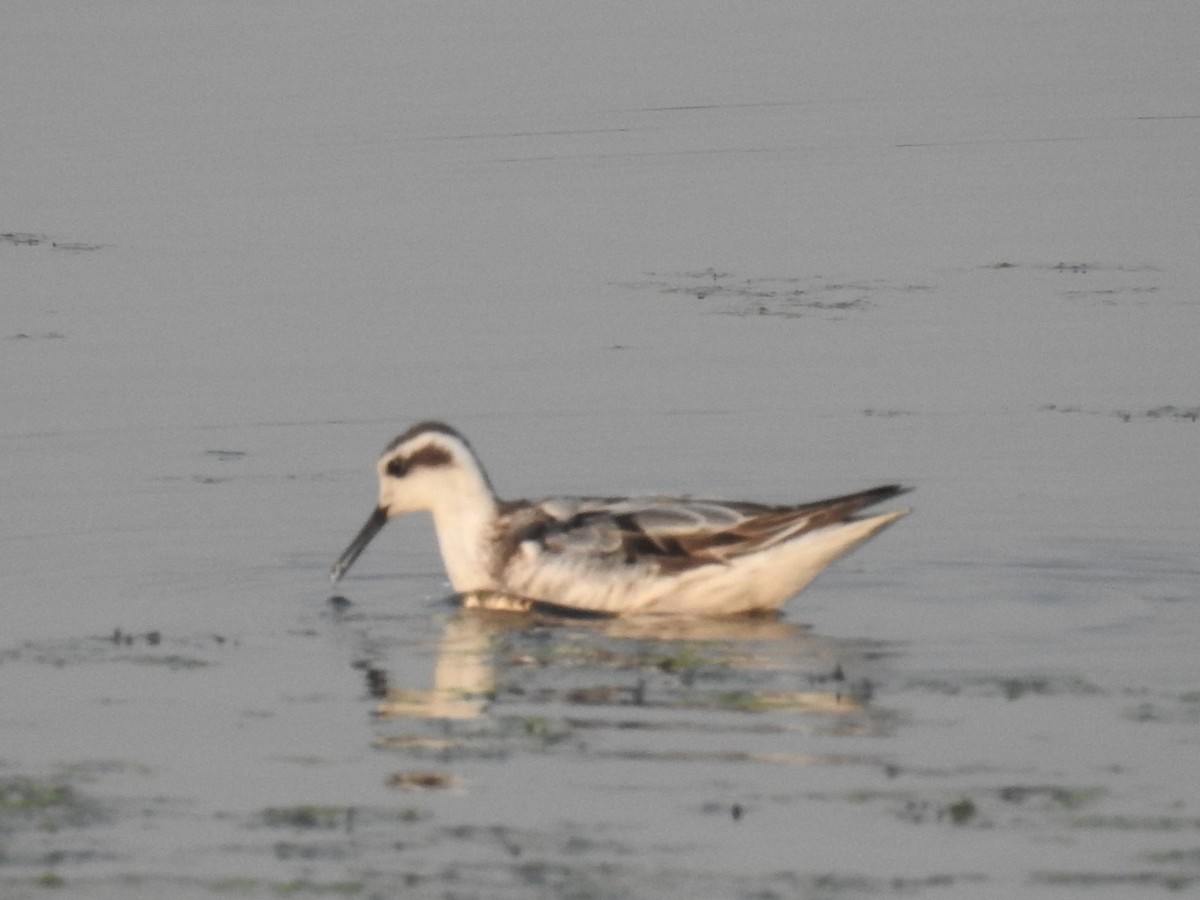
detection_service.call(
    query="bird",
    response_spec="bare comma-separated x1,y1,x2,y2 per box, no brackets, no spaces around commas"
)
331,421,910,617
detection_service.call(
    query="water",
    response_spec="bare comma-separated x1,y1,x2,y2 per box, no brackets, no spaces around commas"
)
3,3,1199,896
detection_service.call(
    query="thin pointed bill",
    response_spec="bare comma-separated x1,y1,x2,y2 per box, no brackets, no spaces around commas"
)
331,505,389,583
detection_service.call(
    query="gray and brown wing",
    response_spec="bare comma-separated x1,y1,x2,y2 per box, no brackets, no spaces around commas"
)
500,485,909,574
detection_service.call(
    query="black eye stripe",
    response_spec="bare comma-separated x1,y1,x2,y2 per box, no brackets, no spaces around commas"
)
407,444,453,469
384,444,454,479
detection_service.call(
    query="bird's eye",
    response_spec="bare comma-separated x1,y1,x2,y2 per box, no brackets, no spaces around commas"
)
385,457,407,478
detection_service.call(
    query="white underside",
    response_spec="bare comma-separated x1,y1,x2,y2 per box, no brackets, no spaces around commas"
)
498,509,908,616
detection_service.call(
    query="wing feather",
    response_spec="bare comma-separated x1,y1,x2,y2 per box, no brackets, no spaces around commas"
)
495,485,909,575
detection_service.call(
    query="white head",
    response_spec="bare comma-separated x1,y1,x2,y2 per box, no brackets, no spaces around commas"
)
331,422,497,582
373,421,495,517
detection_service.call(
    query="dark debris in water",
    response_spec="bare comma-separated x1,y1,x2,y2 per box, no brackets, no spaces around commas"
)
895,795,984,827
862,408,914,418
7,331,66,341
700,800,746,821
982,260,1163,306
1041,403,1199,423
359,663,390,698
613,269,931,318
0,775,109,845
998,785,1105,809
0,630,231,670
258,804,426,834
902,673,1103,700
261,805,353,830
851,782,1108,831
387,771,458,791
2,231,103,251
1032,871,1197,891
1,231,45,246
982,260,1160,275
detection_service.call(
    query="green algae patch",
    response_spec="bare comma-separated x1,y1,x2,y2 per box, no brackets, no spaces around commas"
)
0,777,76,812
261,806,352,830
0,776,104,831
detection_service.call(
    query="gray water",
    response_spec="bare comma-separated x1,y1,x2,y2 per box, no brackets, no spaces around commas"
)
3,3,1199,896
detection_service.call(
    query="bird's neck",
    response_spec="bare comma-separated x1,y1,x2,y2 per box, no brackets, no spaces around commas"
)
427,470,501,594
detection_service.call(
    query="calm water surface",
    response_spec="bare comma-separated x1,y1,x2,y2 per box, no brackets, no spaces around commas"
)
4,3,1199,897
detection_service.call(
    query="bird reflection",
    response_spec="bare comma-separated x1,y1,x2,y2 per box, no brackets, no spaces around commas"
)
369,605,885,729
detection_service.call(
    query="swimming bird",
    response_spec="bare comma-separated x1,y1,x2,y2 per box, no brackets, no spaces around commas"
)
331,421,910,617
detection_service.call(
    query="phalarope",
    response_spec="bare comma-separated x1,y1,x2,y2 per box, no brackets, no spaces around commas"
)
331,421,910,617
